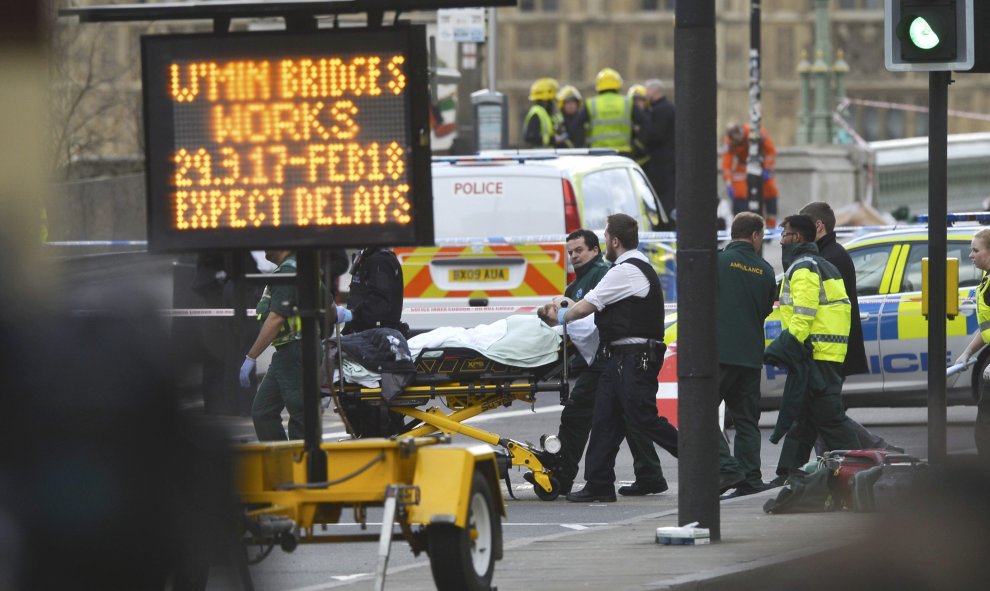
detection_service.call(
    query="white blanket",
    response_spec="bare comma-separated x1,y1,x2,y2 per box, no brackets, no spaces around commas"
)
327,314,567,388
408,314,561,367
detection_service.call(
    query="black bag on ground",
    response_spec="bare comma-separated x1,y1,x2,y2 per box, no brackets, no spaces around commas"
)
862,457,928,512
763,469,837,514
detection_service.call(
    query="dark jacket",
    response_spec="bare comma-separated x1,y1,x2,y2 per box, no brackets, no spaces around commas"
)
816,232,869,376
565,252,611,371
557,112,587,148
764,330,825,444
641,96,676,218
565,253,610,302
347,248,405,335
717,241,777,369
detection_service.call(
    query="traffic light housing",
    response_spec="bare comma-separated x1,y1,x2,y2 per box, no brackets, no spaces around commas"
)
885,0,990,72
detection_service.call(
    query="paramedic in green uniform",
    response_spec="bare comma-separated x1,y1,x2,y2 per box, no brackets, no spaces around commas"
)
716,213,777,496
955,228,990,459
240,250,305,441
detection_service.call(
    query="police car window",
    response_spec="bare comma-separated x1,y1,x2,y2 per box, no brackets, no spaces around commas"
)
581,168,640,229
630,169,664,229
901,241,980,293
849,245,892,296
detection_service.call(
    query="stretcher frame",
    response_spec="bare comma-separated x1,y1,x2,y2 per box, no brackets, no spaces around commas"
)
330,344,572,500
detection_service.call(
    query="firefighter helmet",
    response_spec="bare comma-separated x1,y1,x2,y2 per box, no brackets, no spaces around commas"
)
556,84,583,110
529,77,560,102
595,68,623,93
627,84,647,100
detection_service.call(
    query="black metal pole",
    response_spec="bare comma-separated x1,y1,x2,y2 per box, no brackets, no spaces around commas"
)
927,71,949,465
298,249,327,482
675,0,720,540
746,0,764,219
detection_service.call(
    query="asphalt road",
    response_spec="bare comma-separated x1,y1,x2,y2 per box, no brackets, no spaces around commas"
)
197,397,979,591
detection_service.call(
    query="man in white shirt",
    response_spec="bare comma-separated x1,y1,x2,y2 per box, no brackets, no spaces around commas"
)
556,213,678,502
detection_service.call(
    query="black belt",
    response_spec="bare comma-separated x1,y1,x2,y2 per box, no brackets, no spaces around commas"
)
604,340,663,356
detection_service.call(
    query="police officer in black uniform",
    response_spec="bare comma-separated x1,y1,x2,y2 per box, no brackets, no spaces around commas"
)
556,213,679,503
336,246,408,436
342,247,408,337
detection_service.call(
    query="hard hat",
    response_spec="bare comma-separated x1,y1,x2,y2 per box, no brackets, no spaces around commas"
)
726,122,745,142
529,77,560,102
556,84,583,109
627,84,647,99
595,68,623,93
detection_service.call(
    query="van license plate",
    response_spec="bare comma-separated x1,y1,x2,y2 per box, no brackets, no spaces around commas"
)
449,268,509,282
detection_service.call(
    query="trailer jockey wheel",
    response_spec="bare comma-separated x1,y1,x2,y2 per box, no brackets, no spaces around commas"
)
427,471,499,591
532,474,562,501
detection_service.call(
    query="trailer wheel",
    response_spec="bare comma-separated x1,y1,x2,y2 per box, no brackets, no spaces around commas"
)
532,474,562,501
427,471,498,591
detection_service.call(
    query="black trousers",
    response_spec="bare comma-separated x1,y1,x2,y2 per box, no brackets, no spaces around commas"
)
775,360,860,476
717,363,764,487
584,349,678,489
556,367,665,486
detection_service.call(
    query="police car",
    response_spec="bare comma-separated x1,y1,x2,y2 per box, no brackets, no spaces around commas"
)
666,221,986,408
398,149,673,331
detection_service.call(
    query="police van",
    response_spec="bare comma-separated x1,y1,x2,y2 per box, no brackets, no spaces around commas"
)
665,221,986,408
399,149,672,331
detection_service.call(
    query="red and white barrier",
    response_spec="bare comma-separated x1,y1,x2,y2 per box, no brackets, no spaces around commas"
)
656,343,679,428
655,342,726,431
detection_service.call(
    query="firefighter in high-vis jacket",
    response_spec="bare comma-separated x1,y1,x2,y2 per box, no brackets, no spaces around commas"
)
955,227,990,458
722,122,779,228
523,77,559,148
577,68,636,156
769,215,860,479
554,84,585,148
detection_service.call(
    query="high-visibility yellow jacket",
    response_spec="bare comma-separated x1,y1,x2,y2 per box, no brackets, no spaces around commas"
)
586,92,632,152
523,103,554,147
779,242,851,363
978,272,990,343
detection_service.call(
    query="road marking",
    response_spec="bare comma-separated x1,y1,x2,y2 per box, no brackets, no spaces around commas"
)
329,574,368,582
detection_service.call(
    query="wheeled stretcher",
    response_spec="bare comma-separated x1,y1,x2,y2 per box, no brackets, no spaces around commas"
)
326,343,573,501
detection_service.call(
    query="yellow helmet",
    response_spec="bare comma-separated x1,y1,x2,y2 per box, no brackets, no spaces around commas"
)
627,84,647,100
556,84,583,109
529,77,560,102
595,67,623,93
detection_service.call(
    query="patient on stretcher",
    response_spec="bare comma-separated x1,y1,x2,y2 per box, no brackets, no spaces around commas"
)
322,313,599,391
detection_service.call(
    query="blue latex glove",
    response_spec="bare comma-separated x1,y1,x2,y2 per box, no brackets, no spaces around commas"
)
336,307,352,323
239,357,256,388
762,169,773,181
726,185,735,199
557,307,568,326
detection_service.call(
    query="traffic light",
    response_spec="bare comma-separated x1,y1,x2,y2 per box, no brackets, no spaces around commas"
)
885,0,990,72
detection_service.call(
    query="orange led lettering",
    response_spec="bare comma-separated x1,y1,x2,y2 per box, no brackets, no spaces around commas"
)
346,143,366,181
218,147,240,186
228,189,247,227
164,49,416,236
386,56,406,95
247,188,283,227
329,100,359,140
294,186,342,226
385,142,405,180
170,62,208,103
207,61,271,102
389,184,412,224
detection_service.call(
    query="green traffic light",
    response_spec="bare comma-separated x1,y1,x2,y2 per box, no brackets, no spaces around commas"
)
907,16,941,50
